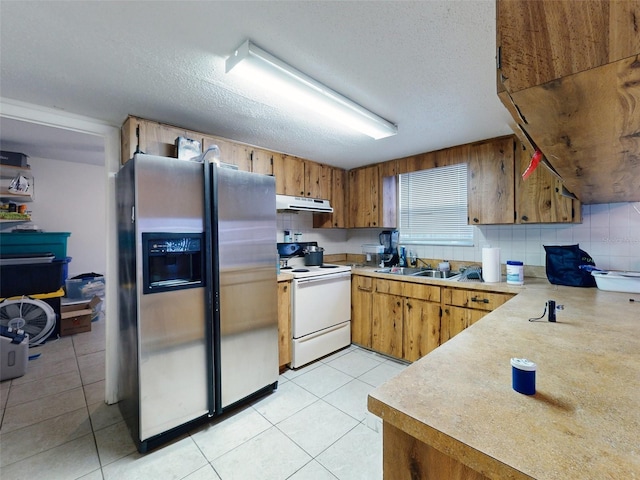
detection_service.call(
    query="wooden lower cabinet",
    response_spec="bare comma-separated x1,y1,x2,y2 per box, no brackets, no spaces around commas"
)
441,287,514,344
353,275,516,361
372,292,441,361
440,306,486,343
383,422,489,480
277,280,291,368
372,278,441,362
403,298,441,362
351,275,374,348
372,292,404,358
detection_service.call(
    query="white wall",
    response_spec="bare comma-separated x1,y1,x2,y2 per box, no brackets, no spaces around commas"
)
10,156,107,276
277,211,347,252
282,202,640,271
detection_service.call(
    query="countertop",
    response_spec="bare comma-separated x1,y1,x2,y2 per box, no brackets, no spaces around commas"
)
367,281,640,479
351,265,546,294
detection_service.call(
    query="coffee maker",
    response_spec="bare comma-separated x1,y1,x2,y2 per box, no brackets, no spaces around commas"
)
379,230,399,267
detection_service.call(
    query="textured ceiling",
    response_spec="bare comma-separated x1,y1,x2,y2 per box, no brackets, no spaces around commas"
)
0,1,514,169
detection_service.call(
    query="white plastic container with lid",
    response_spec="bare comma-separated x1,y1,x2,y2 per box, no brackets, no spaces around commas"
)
506,260,524,285
362,244,384,267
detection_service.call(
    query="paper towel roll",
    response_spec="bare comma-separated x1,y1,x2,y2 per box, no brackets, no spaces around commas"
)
482,247,501,283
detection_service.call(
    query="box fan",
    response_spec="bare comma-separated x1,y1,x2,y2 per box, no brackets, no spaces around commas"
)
0,297,56,345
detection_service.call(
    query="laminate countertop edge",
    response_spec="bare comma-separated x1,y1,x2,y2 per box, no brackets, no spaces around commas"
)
367,283,640,479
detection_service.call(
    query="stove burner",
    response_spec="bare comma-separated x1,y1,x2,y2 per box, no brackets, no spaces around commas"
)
280,266,293,270
292,268,310,273
320,264,339,268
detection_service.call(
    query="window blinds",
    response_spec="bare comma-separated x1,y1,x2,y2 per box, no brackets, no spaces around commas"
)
398,164,473,246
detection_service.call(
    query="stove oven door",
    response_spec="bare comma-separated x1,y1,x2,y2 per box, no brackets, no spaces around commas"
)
291,271,351,368
292,271,351,337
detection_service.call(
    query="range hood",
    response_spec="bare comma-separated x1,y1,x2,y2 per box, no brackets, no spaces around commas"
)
276,194,333,213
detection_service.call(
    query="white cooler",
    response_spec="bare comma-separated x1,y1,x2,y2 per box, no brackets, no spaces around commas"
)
0,326,29,381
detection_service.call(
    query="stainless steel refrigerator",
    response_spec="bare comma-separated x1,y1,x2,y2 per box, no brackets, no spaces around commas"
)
116,153,278,453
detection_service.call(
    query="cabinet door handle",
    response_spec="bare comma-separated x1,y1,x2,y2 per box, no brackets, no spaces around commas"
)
357,286,372,292
473,217,479,223
471,296,489,304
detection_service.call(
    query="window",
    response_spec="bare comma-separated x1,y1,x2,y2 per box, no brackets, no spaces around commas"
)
398,163,473,246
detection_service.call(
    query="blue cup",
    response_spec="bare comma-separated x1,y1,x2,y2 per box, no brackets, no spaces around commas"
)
511,358,536,395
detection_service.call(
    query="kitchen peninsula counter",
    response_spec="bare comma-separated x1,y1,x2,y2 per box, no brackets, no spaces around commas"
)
367,282,640,479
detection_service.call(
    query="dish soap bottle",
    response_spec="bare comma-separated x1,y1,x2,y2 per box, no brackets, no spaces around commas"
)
398,246,407,267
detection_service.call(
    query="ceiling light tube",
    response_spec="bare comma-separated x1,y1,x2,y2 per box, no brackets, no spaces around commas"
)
226,40,398,139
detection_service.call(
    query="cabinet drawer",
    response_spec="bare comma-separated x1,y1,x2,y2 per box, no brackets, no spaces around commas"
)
353,275,373,293
375,279,440,302
443,288,513,311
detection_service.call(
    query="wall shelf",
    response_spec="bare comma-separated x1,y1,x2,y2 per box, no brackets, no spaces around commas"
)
0,163,34,202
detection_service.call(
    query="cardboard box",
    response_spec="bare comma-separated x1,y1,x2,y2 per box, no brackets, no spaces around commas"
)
60,296,101,336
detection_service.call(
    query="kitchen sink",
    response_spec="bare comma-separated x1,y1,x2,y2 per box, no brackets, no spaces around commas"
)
375,267,460,280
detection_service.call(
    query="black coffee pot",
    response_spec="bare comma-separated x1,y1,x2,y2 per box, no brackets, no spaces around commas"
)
379,230,399,267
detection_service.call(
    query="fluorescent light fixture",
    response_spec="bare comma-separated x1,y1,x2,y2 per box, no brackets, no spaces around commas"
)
226,40,398,140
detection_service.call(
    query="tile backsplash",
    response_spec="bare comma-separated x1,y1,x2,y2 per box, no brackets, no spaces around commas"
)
279,202,640,271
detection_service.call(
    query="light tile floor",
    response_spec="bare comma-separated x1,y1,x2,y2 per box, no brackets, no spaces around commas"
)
0,320,407,480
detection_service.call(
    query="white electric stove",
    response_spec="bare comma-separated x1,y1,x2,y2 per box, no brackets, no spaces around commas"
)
281,257,352,279
279,250,352,368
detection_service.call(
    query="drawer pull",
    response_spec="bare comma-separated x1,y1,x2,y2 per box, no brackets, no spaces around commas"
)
471,296,489,304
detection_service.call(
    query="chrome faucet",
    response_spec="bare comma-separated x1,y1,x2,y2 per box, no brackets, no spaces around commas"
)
416,258,432,269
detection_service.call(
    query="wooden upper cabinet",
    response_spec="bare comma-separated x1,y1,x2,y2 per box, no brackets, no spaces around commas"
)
396,151,436,175
347,163,397,229
331,168,347,228
467,137,516,225
272,154,331,198
202,135,251,171
304,161,331,199
250,148,273,176
121,116,138,163
467,135,579,224
121,116,204,163
121,116,257,171
313,167,347,228
497,0,640,204
139,120,202,159
273,154,304,196
434,143,469,168
348,165,379,228
515,141,578,224
497,0,640,93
